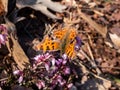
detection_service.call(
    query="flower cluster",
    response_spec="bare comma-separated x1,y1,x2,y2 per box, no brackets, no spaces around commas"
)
32,53,73,89
13,52,78,89
0,25,8,48
13,36,81,89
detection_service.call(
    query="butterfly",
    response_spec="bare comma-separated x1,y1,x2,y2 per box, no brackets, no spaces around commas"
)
35,27,79,59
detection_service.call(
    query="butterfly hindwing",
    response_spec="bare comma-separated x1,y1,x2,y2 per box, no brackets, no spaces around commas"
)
64,28,77,59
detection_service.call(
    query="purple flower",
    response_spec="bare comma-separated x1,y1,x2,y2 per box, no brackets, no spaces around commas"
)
0,25,7,34
75,36,81,51
56,75,66,86
58,79,65,86
33,53,52,64
36,80,45,89
67,83,73,88
55,59,62,66
51,58,55,66
57,75,62,81
62,54,67,60
13,70,23,83
0,35,6,45
18,75,23,83
13,70,23,75
64,67,70,75
61,54,68,65
50,66,58,75
0,25,8,48
45,63,49,71
62,59,67,65
31,47,77,89
59,80,66,86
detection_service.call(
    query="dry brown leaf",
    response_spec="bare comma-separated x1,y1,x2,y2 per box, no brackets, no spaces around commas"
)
1,0,8,13
11,34,30,70
3,17,30,70
0,0,8,15
16,0,66,19
6,34,30,70
78,9,107,38
109,33,120,49
0,0,8,23
0,0,5,15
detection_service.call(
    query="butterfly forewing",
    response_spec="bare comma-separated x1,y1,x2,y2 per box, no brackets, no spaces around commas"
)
52,28,68,41
35,36,60,52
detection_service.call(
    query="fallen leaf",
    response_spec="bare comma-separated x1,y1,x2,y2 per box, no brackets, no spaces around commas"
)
16,0,66,19
1,0,8,13
10,34,30,70
0,0,8,24
0,0,4,15
3,20,30,70
109,33,120,49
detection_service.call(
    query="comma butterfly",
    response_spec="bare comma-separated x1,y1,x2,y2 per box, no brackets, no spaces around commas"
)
35,27,79,59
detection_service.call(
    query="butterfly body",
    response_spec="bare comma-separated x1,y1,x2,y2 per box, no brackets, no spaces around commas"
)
35,27,79,59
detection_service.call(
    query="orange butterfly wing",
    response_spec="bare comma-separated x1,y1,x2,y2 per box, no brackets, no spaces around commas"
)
35,36,60,52
68,28,77,42
65,41,76,59
52,28,68,41
64,28,77,59
35,27,78,59
35,28,68,52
